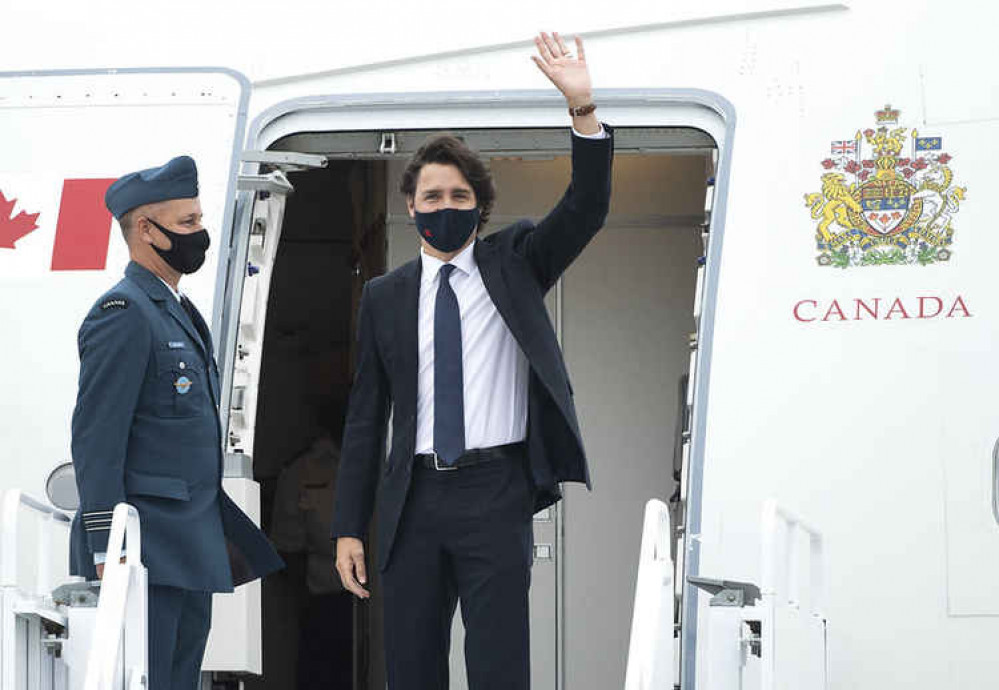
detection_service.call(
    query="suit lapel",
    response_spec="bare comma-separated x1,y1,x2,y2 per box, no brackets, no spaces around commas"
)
393,259,421,417
476,239,571,415
124,262,208,360
475,240,535,362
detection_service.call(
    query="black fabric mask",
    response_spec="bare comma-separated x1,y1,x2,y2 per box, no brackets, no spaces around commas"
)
148,218,210,274
413,208,480,253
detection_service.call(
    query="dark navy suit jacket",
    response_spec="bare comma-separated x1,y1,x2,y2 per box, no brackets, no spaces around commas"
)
331,127,615,571
69,261,283,592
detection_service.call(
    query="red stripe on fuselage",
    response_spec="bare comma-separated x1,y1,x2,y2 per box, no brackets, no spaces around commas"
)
51,179,115,271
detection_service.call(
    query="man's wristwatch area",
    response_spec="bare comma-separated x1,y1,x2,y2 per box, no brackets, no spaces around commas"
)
568,103,597,117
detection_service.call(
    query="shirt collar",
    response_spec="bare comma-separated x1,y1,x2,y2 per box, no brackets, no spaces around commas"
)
420,239,477,283
157,276,183,302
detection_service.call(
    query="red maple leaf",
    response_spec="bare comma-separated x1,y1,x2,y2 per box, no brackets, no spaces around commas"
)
0,191,40,249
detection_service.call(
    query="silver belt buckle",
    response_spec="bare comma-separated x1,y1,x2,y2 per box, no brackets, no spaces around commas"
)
433,452,457,471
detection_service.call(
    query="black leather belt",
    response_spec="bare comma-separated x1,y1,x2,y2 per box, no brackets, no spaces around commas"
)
415,442,525,471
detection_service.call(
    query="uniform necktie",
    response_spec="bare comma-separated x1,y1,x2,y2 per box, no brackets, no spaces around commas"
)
434,264,465,466
180,296,207,352
180,295,196,323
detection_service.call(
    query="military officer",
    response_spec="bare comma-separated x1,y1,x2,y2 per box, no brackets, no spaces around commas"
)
69,155,284,690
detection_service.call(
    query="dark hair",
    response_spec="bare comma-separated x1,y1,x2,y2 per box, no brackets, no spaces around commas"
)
400,134,495,226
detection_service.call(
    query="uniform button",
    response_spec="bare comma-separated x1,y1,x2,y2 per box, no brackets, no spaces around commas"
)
179,362,186,370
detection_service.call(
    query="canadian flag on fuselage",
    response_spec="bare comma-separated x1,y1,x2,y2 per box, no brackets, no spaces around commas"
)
0,179,115,271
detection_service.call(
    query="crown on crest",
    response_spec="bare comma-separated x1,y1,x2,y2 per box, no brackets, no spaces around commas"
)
875,104,900,124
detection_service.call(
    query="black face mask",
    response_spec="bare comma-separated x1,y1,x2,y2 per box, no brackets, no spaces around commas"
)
147,218,210,274
413,208,480,253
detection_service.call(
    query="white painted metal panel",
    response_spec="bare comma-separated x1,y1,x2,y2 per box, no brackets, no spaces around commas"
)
940,389,999,615
0,491,72,690
223,175,293,460
689,1,999,687
0,70,247,505
203,478,265,674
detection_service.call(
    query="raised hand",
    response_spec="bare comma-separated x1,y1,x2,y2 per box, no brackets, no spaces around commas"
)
531,32,593,109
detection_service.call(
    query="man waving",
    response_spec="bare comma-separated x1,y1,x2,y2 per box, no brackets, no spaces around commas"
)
333,32,613,689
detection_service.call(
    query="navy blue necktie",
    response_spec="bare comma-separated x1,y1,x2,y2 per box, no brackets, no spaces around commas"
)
180,296,207,351
434,264,465,466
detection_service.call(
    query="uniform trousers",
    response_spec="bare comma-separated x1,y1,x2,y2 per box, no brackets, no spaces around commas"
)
148,584,213,690
382,454,535,690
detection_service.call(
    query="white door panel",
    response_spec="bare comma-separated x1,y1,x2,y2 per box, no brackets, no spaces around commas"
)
941,397,999,615
0,69,247,504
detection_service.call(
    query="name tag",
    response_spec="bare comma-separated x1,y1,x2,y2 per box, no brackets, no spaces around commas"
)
167,341,186,350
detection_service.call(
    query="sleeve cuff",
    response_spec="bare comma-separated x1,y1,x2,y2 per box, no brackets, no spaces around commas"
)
332,533,364,541
86,527,111,555
571,125,608,140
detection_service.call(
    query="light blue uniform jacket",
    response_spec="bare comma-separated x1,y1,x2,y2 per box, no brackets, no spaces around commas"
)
69,261,283,592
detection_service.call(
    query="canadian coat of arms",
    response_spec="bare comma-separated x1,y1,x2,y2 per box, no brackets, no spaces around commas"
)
804,104,967,268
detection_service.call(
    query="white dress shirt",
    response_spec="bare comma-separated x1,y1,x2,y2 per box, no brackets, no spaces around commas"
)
415,241,529,455
413,128,606,456
572,125,609,140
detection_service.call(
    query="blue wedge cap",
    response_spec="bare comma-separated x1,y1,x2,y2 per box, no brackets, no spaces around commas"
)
105,155,199,220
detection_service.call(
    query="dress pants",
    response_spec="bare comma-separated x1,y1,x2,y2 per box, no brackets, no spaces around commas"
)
382,455,535,690
148,584,213,690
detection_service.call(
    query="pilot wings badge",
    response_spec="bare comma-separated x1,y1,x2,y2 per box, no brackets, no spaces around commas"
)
804,105,966,268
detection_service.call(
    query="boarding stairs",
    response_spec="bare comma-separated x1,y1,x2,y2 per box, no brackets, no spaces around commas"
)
2,487,824,690
0,490,147,690
625,499,828,690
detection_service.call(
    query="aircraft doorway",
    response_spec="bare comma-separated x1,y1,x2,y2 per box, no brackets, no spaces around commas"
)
242,160,386,690
243,126,714,690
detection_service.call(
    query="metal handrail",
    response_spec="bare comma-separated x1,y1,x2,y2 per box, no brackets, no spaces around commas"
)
625,499,674,690
760,500,825,616
992,437,999,528
758,501,828,690
83,502,146,690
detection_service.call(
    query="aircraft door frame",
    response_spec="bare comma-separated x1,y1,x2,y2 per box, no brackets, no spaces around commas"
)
222,89,736,690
